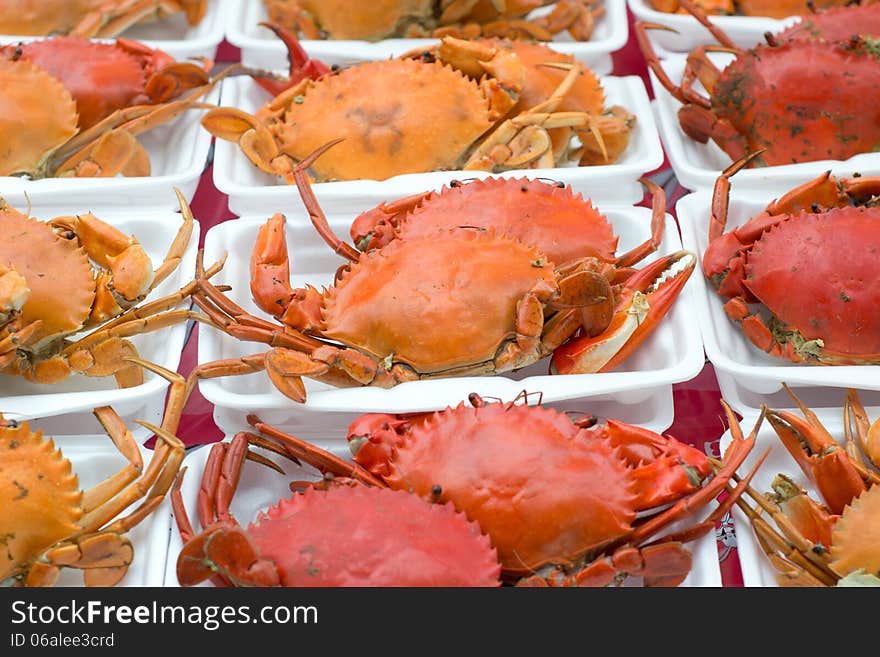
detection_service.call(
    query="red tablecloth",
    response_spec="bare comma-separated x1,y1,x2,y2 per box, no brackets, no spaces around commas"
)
175,7,743,586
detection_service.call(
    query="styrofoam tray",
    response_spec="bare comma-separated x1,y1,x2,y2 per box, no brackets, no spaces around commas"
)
28,430,173,587
165,429,722,587
650,54,880,191
719,404,877,587
676,187,880,406
226,0,628,75
213,74,665,215
628,0,800,53
0,86,219,209
0,0,225,61
195,203,704,417
0,205,200,423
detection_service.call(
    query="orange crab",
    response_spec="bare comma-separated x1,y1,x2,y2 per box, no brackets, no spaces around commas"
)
0,0,208,37
235,394,765,586
703,152,880,365
637,0,880,167
1,361,186,587
172,433,503,587
261,0,604,41
647,0,853,18
202,25,634,182
187,150,693,401
733,386,880,586
0,37,217,179
0,192,213,387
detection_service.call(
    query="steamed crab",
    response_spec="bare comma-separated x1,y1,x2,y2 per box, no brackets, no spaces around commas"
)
1,361,186,587
0,36,217,179
229,394,766,586
187,150,694,402
646,0,855,18
0,192,210,387
703,152,880,365
637,0,880,167
261,0,604,41
0,0,208,37
202,25,635,182
172,432,503,587
733,386,880,586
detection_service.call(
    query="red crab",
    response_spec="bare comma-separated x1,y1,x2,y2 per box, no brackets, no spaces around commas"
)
3,36,212,131
238,393,766,586
171,433,503,587
346,174,695,376
636,0,880,167
187,146,694,401
704,151,880,364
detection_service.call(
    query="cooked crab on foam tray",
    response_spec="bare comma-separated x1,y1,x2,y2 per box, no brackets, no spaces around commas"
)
721,387,880,588
165,396,734,587
0,55,220,208
0,0,226,61
211,73,662,214
0,200,201,424
225,0,629,73
0,409,183,587
193,187,703,416
639,2,880,191
676,170,880,403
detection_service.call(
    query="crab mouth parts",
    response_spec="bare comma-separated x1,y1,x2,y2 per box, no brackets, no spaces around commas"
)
768,317,825,360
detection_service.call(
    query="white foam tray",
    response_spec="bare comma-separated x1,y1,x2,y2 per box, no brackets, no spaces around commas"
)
0,204,200,425
165,424,721,587
676,187,880,411
0,0,226,61
628,0,800,53
226,0,629,75
195,201,704,422
27,430,173,587
0,86,219,209
719,403,878,587
650,53,880,192
213,73,665,215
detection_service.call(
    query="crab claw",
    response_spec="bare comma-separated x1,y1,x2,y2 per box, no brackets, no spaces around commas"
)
766,384,866,515
177,524,280,587
254,22,331,97
551,250,695,374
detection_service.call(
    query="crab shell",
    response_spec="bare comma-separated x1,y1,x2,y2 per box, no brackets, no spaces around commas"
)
0,202,95,349
374,401,640,574
7,37,177,131
830,484,880,579
264,0,435,40
263,58,497,182
239,485,501,586
776,3,880,42
353,177,618,266
307,228,558,373
0,420,83,583
741,206,880,361
0,58,79,178
708,40,880,166
0,0,205,36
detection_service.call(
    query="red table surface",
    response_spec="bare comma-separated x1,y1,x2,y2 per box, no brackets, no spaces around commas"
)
175,8,744,586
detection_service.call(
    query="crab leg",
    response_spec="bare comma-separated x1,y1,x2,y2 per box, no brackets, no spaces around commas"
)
635,22,708,107
551,250,696,374
766,385,873,514
845,389,880,470
615,177,667,268
349,190,437,251
71,0,207,38
252,22,331,96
